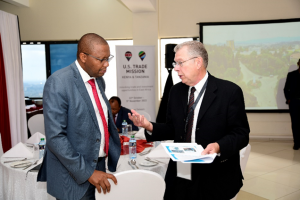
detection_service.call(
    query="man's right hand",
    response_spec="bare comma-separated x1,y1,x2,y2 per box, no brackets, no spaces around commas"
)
128,109,153,131
88,170,117,194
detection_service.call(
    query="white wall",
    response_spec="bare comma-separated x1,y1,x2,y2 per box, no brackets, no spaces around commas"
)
1,0,299,139
159,0,300,38
0,0,133,41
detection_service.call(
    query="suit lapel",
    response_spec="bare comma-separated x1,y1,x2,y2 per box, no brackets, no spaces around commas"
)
197,74,217,124
71,63,100,131
180,83,190,115
95,77,114,127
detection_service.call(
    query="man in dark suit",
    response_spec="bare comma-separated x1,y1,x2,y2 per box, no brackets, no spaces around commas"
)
129,41,250,200
284,59,300,150
109,96,139,133
37,33,121,200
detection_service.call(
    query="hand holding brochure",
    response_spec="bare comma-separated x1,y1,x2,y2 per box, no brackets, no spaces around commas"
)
161,143,217,163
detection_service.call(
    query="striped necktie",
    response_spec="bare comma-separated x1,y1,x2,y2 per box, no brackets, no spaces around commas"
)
185,87,196,142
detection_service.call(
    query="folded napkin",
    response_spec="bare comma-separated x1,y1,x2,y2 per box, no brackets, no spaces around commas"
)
26,105,43,112
3,142,33,158
134,128,146,139
120,135,152,155
26,132,46,144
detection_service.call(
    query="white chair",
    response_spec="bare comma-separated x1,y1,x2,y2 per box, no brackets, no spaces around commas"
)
240,144,251,172
95,170,165,200
28,114,45,135
231,144,251,200
138,110,151,121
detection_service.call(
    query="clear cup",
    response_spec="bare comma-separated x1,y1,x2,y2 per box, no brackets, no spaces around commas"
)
33,143,39,159
123,142,129,154
127,124,132,136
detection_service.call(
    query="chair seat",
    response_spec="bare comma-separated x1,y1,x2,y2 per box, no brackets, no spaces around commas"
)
95,169,165,200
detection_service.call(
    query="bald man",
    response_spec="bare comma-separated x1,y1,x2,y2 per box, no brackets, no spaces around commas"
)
37,33,121,200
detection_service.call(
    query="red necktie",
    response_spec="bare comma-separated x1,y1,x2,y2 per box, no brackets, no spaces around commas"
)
88,79,109,155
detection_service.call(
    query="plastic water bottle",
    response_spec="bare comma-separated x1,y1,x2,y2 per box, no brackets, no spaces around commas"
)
122,120,128,137
129,135,137,159
39,138,46,159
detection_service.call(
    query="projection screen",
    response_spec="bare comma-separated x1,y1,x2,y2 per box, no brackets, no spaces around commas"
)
199,18,300,111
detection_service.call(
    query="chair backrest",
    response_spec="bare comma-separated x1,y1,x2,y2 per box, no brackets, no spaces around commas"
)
138,111,151,121
28,114,45,136
231,144,251,200
240,144,251,172
95,170,165,200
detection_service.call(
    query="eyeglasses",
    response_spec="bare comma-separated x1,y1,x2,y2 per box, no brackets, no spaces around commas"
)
83,52,114,63
172,57,198,68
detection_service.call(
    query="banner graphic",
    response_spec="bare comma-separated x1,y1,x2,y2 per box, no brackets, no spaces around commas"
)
116,46,155,121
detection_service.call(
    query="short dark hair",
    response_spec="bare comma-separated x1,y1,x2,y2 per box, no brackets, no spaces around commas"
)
109,96,121,106
77,33,108,59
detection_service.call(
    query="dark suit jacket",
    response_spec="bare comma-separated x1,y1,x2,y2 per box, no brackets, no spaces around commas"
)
37,62,121,200
145,74,250,200
115,106,139,133
284,70,300,104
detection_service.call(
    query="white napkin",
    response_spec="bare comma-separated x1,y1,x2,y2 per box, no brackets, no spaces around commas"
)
135,128,146,139
3,142,33,158
26,132,45,144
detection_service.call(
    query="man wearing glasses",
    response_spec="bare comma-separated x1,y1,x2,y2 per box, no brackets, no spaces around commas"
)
129,41,250,200
37,33,121,200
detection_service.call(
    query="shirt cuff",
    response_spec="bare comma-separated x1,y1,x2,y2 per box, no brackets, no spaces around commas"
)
146,130,152,135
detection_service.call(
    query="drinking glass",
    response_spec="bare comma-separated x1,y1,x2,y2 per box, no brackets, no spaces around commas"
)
127,124,132,136
123,142,129,154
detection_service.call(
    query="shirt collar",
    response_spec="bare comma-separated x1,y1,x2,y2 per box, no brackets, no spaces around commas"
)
192,71,209,92
75,60,95,83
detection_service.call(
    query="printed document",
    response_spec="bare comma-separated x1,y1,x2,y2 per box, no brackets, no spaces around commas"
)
161,143,217,163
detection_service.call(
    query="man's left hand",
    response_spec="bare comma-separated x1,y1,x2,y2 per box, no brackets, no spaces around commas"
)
88,170,117,194
201,142,220,155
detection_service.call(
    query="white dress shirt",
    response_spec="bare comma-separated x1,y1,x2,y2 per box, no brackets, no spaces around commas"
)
75,60,108,157
188,71,208,143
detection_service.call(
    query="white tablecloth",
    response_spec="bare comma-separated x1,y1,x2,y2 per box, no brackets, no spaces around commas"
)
109,149,169,177
0,145,169,200
0,156,55,200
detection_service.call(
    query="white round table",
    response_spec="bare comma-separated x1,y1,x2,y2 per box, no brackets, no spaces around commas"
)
0,146,168,200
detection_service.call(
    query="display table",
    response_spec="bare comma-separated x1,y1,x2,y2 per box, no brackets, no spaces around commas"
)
0,156,55,200
0,146,168,200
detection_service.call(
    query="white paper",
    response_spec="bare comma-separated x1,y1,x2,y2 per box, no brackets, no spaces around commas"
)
3,142,33,158
161,143,217,163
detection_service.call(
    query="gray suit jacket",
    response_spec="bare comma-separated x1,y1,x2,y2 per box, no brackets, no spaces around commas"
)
37,62,121,200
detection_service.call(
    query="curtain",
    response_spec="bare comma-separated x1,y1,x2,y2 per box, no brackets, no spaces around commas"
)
0,10,27,152
0,34,12,152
